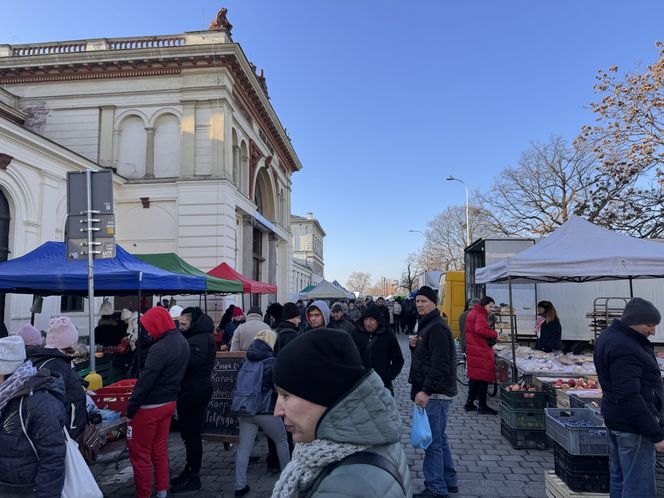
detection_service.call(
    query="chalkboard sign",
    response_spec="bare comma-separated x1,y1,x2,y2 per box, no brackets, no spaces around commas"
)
202,351,245,442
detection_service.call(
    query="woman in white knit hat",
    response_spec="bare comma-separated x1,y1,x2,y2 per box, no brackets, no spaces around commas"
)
0,335,67,496
26,315,88,439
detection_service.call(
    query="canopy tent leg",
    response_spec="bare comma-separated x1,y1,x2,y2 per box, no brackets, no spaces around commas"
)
137,289,142,372
509,276,518,381
629,276,634,298
204,292,208,314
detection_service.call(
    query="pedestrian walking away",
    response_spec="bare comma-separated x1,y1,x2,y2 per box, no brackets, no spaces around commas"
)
408,286,458,498
127,306,190,498
593,297,664,498
0,335,67,498
230,307,271,352
272,328,412,497
171,307,217,494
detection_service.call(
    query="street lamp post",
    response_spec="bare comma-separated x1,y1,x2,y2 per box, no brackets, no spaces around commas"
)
446,176,470,247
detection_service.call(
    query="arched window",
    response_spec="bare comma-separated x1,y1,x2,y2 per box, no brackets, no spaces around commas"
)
117,116,147,178
154,114,181,178
254,180,264,215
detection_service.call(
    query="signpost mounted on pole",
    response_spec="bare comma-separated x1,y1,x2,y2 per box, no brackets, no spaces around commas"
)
66,169,114,390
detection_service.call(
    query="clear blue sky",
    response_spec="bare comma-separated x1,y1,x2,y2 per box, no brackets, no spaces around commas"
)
3,1,663,287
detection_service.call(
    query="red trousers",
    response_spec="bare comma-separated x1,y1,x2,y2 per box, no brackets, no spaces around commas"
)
128,402,176,498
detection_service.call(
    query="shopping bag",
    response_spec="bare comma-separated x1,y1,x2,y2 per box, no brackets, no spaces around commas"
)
410,404,433,449
62,428,103,498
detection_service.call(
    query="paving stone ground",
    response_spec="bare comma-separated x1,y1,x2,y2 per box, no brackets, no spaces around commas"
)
92,334,553,497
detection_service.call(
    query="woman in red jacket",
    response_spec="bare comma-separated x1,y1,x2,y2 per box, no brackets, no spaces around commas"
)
463,296,498,414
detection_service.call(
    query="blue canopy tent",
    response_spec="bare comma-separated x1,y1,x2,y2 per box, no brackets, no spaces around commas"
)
0,241,207,295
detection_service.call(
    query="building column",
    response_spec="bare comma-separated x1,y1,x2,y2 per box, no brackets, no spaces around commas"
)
242,216,253,276
268,234,277,285
181,101,196,177
98,106,115,167
145,127,155,178
232,145,240,186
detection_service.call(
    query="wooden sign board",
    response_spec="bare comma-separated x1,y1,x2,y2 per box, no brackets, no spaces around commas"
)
202,351,245,443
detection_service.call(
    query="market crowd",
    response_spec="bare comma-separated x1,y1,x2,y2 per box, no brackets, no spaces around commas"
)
1,287,663,498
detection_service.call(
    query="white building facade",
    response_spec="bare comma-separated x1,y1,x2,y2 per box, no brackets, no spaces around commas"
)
0,18,302,333
291,212,325,299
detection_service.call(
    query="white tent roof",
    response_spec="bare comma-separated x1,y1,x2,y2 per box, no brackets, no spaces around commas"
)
299,279,350,300
331,280,355,299
475,216,664,284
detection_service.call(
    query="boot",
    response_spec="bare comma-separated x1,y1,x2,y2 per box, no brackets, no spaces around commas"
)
477,405,497,415
171,474,201,494
170,467,192,486
463,401,476,412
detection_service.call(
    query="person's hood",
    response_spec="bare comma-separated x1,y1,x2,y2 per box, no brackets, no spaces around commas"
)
184,313,215,339
356,319,386,335
306,300,330,328
246,338,274,362
316,370,400,446
6,367,66,405
25,344,71,364
246,313,265,322
140,306,176,339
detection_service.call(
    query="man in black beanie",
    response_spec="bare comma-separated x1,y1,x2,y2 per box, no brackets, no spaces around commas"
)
272,328,412,497
274,302,301,354
594,297,664,497
409,286,458,498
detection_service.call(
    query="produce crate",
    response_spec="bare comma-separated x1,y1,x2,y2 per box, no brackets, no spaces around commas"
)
544,470,609,498
500,404,546,430
552,441,609,474
545,408,609,456
554,460,610,493
91,378,137,416
500,420,549,450
568,394,602,410
500,384,551,410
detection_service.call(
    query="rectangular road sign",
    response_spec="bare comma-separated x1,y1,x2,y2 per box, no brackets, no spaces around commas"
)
66,214,115,239
67,238,116,260
67,170,113,215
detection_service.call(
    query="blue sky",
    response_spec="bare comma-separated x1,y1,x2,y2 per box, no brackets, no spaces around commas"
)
3,1,663,287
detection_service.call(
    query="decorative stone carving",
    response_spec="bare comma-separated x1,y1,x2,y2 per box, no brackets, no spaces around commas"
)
0,153,13,170
209,8,233,32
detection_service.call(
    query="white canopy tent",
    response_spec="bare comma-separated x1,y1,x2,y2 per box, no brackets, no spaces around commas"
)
476,216,664,285
299,279,351,300
474,216,664,379
331,280,355,299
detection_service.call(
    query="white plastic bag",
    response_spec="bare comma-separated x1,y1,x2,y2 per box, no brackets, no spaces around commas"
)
61,428,103,498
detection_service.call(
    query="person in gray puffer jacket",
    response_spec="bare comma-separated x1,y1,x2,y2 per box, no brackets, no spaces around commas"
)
272,328,412,498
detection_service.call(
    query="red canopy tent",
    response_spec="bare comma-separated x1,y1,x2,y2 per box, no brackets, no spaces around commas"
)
207,262,277,294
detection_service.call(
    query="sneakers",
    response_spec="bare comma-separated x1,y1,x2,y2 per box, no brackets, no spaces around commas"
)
170,475,201,494
235,485,250,497
477,405,497,415
463,402,476,412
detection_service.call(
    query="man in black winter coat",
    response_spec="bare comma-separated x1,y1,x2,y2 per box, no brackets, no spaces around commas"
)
593,298,664,497
328,302,355,334
0,336,67,498
171,307,216,493
274,302,301,354
350,305,404,394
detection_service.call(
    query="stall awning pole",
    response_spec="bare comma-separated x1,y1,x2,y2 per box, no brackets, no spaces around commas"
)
509,275,518,381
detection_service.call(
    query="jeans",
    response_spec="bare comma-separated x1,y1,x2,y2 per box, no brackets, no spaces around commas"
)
423,399,457,495
235,415,290,490
607,429,656,498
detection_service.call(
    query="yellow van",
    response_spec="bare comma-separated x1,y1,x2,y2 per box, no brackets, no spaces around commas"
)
437,271,465,338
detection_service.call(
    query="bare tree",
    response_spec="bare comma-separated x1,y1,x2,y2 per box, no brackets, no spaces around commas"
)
400,253,420,293
346,271,372,294
418,204,494,271
483,136,596,236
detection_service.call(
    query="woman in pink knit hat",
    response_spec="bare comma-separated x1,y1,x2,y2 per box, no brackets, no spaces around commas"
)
26,316,88,438
14,324,43,346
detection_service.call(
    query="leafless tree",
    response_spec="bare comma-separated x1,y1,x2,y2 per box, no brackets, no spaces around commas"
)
346,271,372,294
400,253,420,293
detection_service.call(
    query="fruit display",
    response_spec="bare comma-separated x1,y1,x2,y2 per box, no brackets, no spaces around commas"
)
506,383,538,392
494,345,596,376
552,378,598,390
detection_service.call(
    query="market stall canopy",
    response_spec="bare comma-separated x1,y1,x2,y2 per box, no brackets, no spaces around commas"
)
134,253,243,294
331,280,355,299
476,216,664,284
299,283,316,294
207,262,277,294
300,279,351,300
0,241,207,295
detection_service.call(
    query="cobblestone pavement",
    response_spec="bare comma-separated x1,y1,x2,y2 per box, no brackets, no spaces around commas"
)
92,334,553,497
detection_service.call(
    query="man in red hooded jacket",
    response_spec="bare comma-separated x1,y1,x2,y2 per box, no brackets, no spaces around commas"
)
127,306,190,498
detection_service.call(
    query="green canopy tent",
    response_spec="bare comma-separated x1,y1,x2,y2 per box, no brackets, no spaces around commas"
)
134,253,243,294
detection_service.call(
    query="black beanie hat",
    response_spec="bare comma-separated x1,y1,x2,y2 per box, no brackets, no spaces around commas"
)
267,303,284,322
274,328,366,407
282,302,300,321
361,304,383,324
415,285,438,304
621,297,661,326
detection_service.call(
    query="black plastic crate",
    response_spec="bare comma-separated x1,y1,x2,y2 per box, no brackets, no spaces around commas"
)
554,459,610,493
500,404,546,430
552,441,609,474
500,420,549,450
568,393,602,410
539,383,560,407
500,384,550,410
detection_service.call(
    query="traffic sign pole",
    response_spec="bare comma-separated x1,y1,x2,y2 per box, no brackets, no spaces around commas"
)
84,169,102,390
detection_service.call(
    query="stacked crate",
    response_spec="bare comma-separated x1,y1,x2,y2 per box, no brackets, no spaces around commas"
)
500,384,549,449
545,408,610,493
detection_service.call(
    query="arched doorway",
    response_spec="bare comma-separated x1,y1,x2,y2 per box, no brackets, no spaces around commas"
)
0,190,10,337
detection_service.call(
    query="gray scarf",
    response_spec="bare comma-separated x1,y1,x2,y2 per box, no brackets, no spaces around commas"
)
0,361,38,412
271,439,368,497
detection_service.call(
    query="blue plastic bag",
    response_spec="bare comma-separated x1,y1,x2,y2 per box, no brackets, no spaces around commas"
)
410,404,432,449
